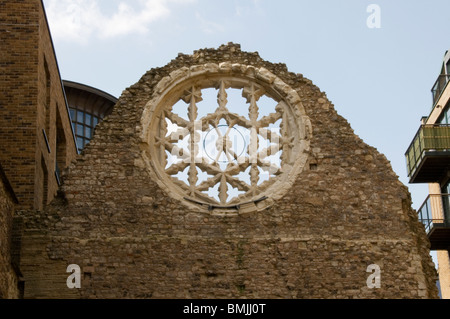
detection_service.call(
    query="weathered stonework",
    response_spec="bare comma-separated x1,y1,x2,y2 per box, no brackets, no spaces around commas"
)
19,43,439,299
0,165,19,299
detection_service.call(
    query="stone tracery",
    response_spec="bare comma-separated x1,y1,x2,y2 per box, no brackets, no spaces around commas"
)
141,63,311,211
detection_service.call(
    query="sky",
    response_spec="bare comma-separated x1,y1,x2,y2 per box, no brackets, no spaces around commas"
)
42,0,450,212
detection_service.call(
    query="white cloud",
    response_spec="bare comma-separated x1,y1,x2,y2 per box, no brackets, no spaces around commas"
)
44,0,194,43
235,0,264,17
195,12,224,34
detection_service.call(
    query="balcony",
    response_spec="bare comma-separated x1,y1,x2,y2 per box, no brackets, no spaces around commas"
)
405,124,450,183
417,194,450,250
432,74,450,106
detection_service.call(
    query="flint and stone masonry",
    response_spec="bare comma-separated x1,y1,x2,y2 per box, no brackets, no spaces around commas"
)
19,43,439,299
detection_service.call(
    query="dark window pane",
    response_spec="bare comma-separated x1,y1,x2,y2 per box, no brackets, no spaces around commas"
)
86,127,92,139
76,137,84,148
76,124,84,136
69,108,76,120
439,104,450,124
77,110,84,123
93,117,99,127
85,113,92,126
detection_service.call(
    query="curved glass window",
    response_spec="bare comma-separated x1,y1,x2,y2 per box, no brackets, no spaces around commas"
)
69,108,101,152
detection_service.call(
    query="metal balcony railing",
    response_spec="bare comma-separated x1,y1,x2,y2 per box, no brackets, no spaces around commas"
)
417,194,450,234
432,74,450,105
405,124,450,180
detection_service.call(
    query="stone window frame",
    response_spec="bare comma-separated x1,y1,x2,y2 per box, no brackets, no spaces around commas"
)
140,62,312,214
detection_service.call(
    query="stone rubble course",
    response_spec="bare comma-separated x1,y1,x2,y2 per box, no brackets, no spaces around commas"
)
19,43,439,299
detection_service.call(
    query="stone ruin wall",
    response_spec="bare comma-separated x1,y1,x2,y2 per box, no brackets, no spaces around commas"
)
0,167,19,299
19,43,439,299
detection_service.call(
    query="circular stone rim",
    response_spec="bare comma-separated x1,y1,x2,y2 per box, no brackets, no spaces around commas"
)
139,62,312,215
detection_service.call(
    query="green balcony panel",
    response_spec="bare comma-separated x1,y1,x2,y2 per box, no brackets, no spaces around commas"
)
405,125,450,183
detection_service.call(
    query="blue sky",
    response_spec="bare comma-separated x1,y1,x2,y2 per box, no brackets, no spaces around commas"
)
43,0,450,211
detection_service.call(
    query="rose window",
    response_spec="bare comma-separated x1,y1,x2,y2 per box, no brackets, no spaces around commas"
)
141,65,311,212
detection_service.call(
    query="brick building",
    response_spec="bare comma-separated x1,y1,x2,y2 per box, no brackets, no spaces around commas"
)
0,0,77,297
0,0,77,213
0,0,441,299
0,0,115,297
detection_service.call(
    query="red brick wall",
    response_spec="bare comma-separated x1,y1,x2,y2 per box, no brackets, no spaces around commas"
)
0,0,77,211
0,1,77,298
0,0,40,210
36,0,77,210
